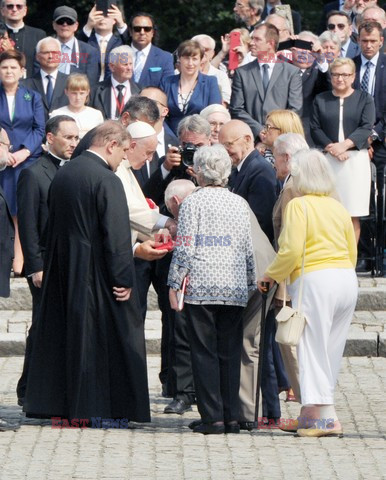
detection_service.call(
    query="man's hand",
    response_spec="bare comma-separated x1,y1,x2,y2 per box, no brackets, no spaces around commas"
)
86,5,104,30
163,146,182,171
165,218,178,237
113,286,131,301
107,4,126,29
9,149,30,168
32,271,43,288
135,240,170,261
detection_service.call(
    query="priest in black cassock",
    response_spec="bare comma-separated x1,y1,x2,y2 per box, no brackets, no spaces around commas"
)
23,120,150,425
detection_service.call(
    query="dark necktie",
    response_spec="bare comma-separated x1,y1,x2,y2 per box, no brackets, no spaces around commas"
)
46,74,53,107
115,84,125,118
229,168,239,190
360,61,371,93
262,64,269,94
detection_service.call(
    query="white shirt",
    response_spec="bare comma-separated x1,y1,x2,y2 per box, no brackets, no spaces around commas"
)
360,52,378,96
131,42,152,62
207,64,231,103
40,69,59,93
110,76,131,119
60,37,76,74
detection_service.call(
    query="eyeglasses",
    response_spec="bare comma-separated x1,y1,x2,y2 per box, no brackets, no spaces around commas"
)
327,23,346,30
55,18,76,26
263,124,280,132
331,72,353,78
222,135,244,148
4,3,25,10
132,26,153,33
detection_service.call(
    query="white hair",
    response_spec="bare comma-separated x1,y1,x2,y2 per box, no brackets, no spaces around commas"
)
291,149,335,195
200,104,231,121
164,179,196,206
298,31,319,43
319,30,342,50
191,34,216,50
177,114,211,139
36,36,61,53
273,133,309,158
109,45,134,64
194,144,232,187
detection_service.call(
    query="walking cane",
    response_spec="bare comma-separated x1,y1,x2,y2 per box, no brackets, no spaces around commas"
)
255,281,270,428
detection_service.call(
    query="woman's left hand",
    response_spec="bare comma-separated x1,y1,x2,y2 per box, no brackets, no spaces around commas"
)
10,149,30,168
169,288,182,312
257,275,275,293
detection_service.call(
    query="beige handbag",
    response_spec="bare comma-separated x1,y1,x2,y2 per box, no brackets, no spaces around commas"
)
275,199,307,346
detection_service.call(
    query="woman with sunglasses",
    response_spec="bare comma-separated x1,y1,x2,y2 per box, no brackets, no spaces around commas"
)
160,40,222,136
311,57,375,243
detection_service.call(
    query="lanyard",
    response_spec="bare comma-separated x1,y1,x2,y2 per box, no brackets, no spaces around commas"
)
112,85,127,116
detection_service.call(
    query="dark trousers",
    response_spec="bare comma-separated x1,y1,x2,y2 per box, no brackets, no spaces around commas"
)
16,277,41,400
185,303,244,423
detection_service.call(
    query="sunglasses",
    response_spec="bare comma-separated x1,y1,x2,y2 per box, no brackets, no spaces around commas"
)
327,23,346,30
4,3,25,9
55,18,76,26
132,26,153,33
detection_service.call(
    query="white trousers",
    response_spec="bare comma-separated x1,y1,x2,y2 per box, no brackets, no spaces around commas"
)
288,268,358,405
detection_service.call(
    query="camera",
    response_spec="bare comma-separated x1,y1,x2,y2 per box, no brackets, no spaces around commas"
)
178,143,198,168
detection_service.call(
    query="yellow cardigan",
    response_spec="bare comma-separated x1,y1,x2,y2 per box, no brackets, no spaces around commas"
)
266,195,357,284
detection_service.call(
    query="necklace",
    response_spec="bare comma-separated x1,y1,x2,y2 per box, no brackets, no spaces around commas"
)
178,78,197,114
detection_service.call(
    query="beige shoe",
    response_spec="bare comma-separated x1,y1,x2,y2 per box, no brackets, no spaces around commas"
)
279,419,298,432
297,426,343,438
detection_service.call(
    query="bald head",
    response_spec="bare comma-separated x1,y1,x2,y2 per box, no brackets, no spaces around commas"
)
165,179,196,219
140,87,169,123
219,120,255,166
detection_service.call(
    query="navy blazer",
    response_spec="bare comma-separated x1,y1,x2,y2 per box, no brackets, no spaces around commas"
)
353,53,386,141
160,72,222,135
229,149,277,242
0,85,45,214
77,30,124,82
135,45,174,89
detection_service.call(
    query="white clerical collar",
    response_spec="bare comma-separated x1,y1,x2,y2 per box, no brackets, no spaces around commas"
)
6,23,24,33
48,149,67,163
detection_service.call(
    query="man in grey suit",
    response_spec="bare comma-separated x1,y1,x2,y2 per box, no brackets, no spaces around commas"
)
229,23,302,141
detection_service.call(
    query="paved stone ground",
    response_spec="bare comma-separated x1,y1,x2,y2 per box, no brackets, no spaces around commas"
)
0,355,385,480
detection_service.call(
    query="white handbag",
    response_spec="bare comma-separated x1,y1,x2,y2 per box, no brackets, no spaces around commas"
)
275,200,307,346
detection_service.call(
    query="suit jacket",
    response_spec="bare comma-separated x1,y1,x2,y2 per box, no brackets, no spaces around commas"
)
229,149,277,242
229,59,303,139
135,45,174,89
160,72,222,135
7,24,46,77
311,89,376,149
0,185,14,297
22,71,69,121
353,53,386,141
261,6,301,33
17,153,59,276
89,77,140,119
77,30,124,81
345,40,360,59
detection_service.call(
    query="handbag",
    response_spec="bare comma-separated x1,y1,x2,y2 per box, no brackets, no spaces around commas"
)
275,199,307,346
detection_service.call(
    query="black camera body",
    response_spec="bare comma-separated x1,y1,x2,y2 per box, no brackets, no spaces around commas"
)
178,143,198,168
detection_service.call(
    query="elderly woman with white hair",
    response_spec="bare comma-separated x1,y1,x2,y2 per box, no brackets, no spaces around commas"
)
259,149,357,437
168,144,256,435
200,104,231,144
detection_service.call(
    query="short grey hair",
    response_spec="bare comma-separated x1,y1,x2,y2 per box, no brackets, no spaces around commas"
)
36,36,61,53
109,45,134,64
193,144,232,187
291,149,335,195
191,34,216,50
319,31,341,50
273,133,309,158
177,114,211,140
298,31,319,43
164,179,196,207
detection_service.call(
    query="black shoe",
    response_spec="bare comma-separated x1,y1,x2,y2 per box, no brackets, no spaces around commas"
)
17,397,24,407
239,421,257,431
161,384,172,398
193,422,225,435
225,423,240,434
164,399,192,415
188,419,202,430
356,259,372,272
0,418,20,432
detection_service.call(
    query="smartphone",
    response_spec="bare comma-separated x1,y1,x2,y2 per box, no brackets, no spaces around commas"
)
96,0,116,16
278,39,294,51
294,39,313,51
229,31,241,71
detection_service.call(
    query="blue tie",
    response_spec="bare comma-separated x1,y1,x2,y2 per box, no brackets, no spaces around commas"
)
46,74,53,107
360,61,371,93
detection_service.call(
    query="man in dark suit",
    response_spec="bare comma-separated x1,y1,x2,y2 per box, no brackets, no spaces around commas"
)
16,115,80,405
360,5,386,53
318,0,355,34
51,6,99,86
77,4,128,82
23,36,69,120
89,45,140,119
353,21,386,270
229,23,303,142
129,13,174,89
1,0,45,77
261,0,302,33
326,10,360,58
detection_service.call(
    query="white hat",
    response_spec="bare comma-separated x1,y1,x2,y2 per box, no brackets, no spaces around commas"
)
127,121,156,139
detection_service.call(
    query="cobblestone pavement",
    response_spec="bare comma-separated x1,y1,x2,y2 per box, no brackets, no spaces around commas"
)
0,356,385,480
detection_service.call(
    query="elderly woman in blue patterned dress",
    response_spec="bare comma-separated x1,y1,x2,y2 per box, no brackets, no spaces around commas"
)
168,144,256,435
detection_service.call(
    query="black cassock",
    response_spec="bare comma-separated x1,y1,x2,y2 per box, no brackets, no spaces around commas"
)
23,151,150,423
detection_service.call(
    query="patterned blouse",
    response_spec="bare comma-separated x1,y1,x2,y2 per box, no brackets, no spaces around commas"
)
167,187,256,307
